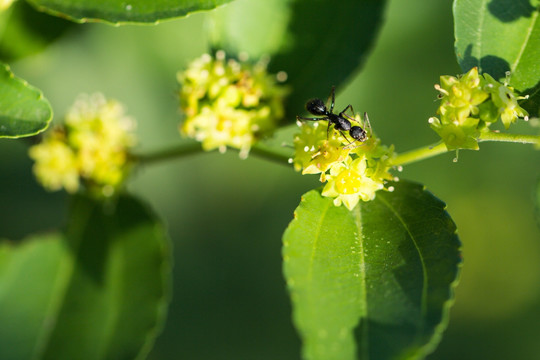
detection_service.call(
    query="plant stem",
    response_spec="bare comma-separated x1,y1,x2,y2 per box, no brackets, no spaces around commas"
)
478,131,540,145
132,131,539,167
132,142,203,165
391,131,540,167
132,142,293,167
250,144,293,166
390,142,448,166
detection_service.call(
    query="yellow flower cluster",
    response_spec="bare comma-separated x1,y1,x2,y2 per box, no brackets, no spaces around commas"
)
178,51,288,158
293,114,394,210
0,0,15,11
430,67,529,150
29,94,135,196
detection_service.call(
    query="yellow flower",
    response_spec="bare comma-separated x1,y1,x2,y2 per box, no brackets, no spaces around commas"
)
0,0,15,11
292,121,350,175
321,156,384,210
184,104,255,158
66,94,135,189
29,93,136,197
28,129,80,193
178,51,288,157
293,111,393,209
66,93,135,150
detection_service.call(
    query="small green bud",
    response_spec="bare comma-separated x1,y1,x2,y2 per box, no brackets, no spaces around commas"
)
436,67,489,126
483,73,529,129
431,67,529,150
429,117,480,150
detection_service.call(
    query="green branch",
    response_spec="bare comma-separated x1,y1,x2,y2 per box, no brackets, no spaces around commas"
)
131,141,293,167
390,142,448,167
131,130,539,169
250,144,293,166
131,142,203,165
391,131,540,167
478,131,540,145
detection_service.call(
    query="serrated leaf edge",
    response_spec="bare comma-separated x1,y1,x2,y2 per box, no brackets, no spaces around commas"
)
0,63,53,139
26,1,233,26
285,184,463,360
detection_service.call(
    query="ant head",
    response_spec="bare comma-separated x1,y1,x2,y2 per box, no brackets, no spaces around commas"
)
305,98,327,116
350,126,367,142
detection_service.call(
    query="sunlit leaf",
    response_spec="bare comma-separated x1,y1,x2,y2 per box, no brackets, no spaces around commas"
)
282,181,462,360
0,64,52,138
454,0,540,116
26,0,235,24
0,194,171,360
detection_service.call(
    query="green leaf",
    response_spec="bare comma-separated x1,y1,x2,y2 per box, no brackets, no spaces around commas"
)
453,0,540,116
26,0,236,24
0,194,171,360
0,1,74,62
0,64,52,138
282,181,462,360
210,0,387,120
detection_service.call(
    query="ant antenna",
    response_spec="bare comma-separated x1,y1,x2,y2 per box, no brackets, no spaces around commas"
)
343,113,372,150
363,112,372,136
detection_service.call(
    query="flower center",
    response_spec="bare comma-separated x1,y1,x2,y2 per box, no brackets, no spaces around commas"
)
335,170,363,194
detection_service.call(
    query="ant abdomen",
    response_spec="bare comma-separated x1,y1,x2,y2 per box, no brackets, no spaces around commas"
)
305,98,327,116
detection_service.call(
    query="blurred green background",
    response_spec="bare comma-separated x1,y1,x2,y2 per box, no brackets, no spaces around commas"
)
1,0,539,359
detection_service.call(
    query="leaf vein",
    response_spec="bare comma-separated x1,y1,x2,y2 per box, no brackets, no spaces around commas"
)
477,0,488,71
511,6,539,73
352,205,369,360
376,195,429,332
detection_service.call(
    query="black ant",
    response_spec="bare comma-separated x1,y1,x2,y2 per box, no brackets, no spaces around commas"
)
296,86,371,148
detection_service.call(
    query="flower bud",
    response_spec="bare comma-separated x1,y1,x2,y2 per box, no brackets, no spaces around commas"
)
431,67,529,150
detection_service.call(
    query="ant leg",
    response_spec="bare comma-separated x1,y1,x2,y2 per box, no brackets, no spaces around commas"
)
338,130,354,145
343,104,355,116
326,122,333,139
296,115,332,138
328,86,336,113
341,104,357,123
343,141,367,150
296,116,328,122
